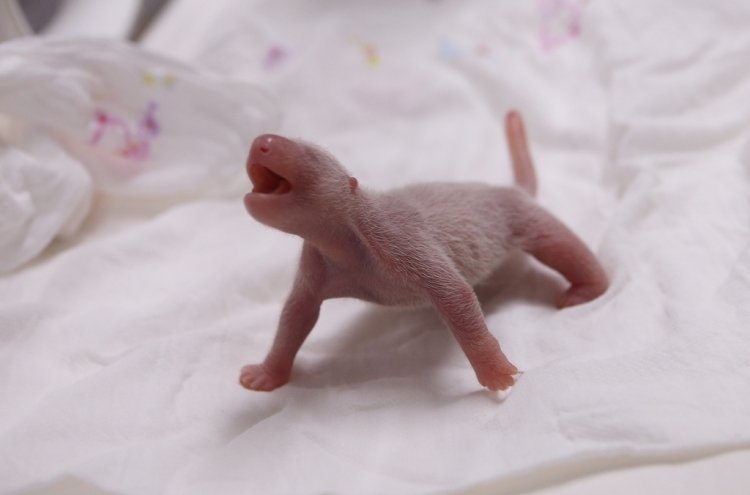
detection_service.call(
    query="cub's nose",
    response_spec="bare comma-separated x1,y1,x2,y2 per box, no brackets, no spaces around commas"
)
252,134,280,155
250,134,292,158
251,134,278,157
248,134,299,172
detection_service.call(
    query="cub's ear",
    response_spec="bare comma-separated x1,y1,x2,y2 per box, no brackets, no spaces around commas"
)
349,176,359,193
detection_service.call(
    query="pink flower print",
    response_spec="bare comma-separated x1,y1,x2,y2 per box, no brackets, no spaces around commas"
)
538,0,586,51
89,102,160,161
263,44,290,70
475,42,491,57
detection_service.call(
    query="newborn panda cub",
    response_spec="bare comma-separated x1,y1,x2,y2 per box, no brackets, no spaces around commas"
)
240,111,608,392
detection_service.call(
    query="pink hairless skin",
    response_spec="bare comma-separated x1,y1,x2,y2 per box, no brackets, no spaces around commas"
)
240,111,608,392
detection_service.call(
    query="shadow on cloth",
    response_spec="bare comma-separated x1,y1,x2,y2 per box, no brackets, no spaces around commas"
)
286,250,567,391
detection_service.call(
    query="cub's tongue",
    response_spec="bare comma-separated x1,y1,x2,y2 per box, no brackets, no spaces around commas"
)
249,163,291,194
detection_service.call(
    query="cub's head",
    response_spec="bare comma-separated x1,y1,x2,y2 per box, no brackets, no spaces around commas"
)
244,134,358,235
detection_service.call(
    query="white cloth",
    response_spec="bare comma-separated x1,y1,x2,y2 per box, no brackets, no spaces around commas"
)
2,1,750,494
0,135,91,273
0,37,279,273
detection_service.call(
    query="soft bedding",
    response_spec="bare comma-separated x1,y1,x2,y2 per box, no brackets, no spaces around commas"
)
2,0,750,494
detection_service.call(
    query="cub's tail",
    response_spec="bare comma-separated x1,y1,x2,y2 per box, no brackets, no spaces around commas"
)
505,111,537,197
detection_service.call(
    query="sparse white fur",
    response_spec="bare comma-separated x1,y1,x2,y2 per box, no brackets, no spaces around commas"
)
240,111,608,392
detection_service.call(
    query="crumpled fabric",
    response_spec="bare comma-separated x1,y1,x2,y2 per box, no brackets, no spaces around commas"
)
0,37,279,273
2,1,750,495
0,135,91,273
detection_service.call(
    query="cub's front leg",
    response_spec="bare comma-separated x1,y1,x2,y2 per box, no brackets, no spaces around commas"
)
240,245,325,391
369,226,520,391
420,262,519,390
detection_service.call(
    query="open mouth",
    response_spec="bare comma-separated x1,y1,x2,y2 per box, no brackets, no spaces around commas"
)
249,163,291,195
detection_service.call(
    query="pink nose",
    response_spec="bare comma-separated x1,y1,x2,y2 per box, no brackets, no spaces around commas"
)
251,134,278,157
248,134,297,165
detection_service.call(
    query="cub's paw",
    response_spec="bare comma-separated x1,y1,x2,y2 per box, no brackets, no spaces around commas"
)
556,282,607,309
239,363,289,391
475,364,518,391
471,347,519,391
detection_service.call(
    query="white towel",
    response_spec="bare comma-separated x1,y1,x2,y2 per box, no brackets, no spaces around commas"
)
0,37,278,273
1,1,749,494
